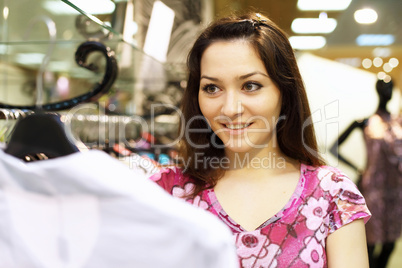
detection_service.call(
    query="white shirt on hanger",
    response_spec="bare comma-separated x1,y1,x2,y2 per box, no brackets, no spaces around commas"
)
0,149,238,268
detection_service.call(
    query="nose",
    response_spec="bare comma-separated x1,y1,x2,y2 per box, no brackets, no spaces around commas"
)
220,90,244,118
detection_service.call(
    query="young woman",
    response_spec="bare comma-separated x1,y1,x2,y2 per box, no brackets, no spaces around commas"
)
150,13,371,267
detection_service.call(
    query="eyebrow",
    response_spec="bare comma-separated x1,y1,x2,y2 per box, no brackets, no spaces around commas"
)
239,71,269,80
200,71,269,81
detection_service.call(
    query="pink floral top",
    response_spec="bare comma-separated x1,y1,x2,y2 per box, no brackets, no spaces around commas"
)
150,164,371,268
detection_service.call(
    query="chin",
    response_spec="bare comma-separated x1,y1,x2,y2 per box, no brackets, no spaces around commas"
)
218,135,268,152
222,140,264,154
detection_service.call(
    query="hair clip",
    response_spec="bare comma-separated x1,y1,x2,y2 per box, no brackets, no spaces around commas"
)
254,13,267,28
255,13,265,23
238,14,268,30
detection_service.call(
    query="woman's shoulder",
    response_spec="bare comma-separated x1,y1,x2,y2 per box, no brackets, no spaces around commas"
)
303,164,350,181
302,164,366,205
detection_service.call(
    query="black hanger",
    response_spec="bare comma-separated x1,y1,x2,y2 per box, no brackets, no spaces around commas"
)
3,41,118,160
0,41,118,111
4,113,80,160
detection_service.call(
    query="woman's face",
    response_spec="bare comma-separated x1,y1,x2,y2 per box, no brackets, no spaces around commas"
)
198,40,282,155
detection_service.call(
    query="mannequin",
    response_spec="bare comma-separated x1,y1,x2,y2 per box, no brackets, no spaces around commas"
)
331,78,402,268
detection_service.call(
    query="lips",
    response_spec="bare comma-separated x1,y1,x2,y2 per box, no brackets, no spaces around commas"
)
222,123,252,130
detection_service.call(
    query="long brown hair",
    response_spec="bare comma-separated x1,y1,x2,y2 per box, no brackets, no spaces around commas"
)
178,12,325,196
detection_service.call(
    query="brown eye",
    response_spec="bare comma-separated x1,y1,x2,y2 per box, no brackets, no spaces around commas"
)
202,84,220,94
243,82,262,92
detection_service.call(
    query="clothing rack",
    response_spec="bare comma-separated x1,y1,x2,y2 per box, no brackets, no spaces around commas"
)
62,112,178,143
0,108,179,163
0,109,35,143
63,112,179,164
0,108,35,120
0,109,179,144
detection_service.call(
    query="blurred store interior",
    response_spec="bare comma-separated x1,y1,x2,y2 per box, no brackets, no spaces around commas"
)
0,0,401,266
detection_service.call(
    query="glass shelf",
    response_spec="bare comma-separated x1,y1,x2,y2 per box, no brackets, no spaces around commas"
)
0,0,186,116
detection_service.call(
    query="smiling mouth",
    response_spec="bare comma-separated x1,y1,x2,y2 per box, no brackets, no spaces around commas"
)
223,123,252,130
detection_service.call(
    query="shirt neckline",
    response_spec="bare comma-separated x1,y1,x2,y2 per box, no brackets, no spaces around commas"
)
207,163,308,233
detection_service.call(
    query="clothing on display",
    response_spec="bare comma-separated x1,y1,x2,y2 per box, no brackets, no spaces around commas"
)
0,149,238,268
330,78,402,268
150,164,371,267
361,111,402,244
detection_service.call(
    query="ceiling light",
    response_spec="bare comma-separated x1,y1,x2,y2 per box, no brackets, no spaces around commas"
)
43,0,115,15
383,63,393,73
372,47,391,58
291,18,337,34
3,6,9,19
356,34,395,46
319,12,328,19
383,75,392,83
377,72,386,80
373,57,383,67
354,8,378,24
362,58,372,69
377,72,391,82
289,36,326,50
336,57,361,67
297,0,352,11
15,53,45,65
389,58,399,68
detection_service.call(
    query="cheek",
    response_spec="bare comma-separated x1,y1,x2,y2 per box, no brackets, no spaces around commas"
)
271,98,282,117
198,95,213,118
263,92,282,117
250,95,281,116
198,97,221,132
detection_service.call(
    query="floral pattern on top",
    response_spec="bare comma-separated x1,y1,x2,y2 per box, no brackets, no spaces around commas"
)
149,164,371,268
